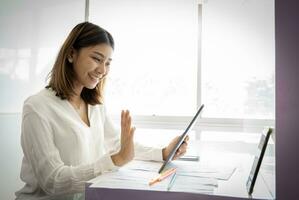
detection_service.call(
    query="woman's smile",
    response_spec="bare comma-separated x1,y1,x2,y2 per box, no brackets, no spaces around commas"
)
88,73,101,83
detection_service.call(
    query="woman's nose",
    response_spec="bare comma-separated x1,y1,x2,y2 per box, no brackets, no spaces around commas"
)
96,63,106,75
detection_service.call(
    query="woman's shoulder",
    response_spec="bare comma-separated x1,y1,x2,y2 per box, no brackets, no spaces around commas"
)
24,88,55,104
23,88,61,114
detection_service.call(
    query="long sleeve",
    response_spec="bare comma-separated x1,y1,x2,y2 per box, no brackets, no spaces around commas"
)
21,110,118,196
134,143,163,161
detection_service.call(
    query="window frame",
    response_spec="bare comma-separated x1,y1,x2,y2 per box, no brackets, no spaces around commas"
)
88,0,275,135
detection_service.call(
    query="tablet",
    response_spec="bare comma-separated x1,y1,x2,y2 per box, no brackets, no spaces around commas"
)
246,127,273,195
158,104,204,173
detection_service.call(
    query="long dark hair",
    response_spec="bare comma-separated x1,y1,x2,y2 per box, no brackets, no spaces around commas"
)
46,22,114,105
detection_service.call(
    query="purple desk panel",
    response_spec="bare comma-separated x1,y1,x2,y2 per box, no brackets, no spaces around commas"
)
85,183,252,200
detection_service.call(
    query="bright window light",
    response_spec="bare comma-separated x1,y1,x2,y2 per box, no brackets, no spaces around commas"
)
201,0,275,119
90,0,198,116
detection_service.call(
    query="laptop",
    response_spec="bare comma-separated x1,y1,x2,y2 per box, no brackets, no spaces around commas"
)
158,104,204,173
246,127,273,195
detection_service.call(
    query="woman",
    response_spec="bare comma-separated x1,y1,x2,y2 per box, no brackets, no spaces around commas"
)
15,22,188,200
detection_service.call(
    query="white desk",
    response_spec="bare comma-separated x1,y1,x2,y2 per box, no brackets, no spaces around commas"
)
87,137,275,199
190,140,275,199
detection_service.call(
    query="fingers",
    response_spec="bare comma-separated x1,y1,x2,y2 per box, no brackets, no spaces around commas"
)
121,110,135,137
130,126,136,138
174,149,186,160
121,110,125,130
185,135,190,142
178,143,188,154
121,110,129,132
173,141,188,160
119,110,136,165
166,135,189,161
182,135,189,145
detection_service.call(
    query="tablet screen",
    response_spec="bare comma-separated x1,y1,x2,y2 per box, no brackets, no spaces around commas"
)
246,128,273,195
158,104,204,173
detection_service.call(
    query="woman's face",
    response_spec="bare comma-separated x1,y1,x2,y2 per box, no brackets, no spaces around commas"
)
71,43,113,90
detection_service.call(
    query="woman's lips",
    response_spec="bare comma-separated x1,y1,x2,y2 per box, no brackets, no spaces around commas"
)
89,74,101,81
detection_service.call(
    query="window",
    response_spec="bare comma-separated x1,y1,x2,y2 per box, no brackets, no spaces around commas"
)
89,0,275,132
0,0,85,113
90,0,198,116
201,0,275,120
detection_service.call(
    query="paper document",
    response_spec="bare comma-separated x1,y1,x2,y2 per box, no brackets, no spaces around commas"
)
122,160,235,181
170,175,217,194
89,160,220,194
90,168,218,194
90,168,169,191
125,160,162,172
169,160,236,180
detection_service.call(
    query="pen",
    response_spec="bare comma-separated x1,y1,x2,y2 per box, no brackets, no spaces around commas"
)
149,168,177,186
167,172,177,191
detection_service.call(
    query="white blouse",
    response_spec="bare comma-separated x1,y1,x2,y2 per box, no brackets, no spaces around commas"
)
15,88,163,200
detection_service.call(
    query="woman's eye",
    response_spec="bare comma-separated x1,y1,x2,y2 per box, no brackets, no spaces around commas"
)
93,57,101,62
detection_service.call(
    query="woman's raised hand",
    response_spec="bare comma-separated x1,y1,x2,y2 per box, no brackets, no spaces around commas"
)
111,110,136,166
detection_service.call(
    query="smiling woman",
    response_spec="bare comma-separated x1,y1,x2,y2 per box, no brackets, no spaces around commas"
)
15,22,189,200
66,43,113,121
46,22,114,105
70,44,112,89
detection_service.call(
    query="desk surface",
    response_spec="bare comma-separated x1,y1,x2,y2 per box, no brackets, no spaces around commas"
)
188,140,275,199
86,139,275,200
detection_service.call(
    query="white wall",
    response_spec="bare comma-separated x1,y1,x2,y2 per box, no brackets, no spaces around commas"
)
0,0,84,199
0,114,23,199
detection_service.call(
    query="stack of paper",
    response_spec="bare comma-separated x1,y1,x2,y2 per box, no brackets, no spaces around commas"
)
170,175,217,194
169,160,236,180
89,160,236,194
89,168,169,191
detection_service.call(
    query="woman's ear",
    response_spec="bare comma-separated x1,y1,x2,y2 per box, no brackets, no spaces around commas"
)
67,48,77,63
67,57,73,63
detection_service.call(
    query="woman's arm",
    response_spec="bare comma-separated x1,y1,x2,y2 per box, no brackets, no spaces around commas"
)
21,112,117,196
